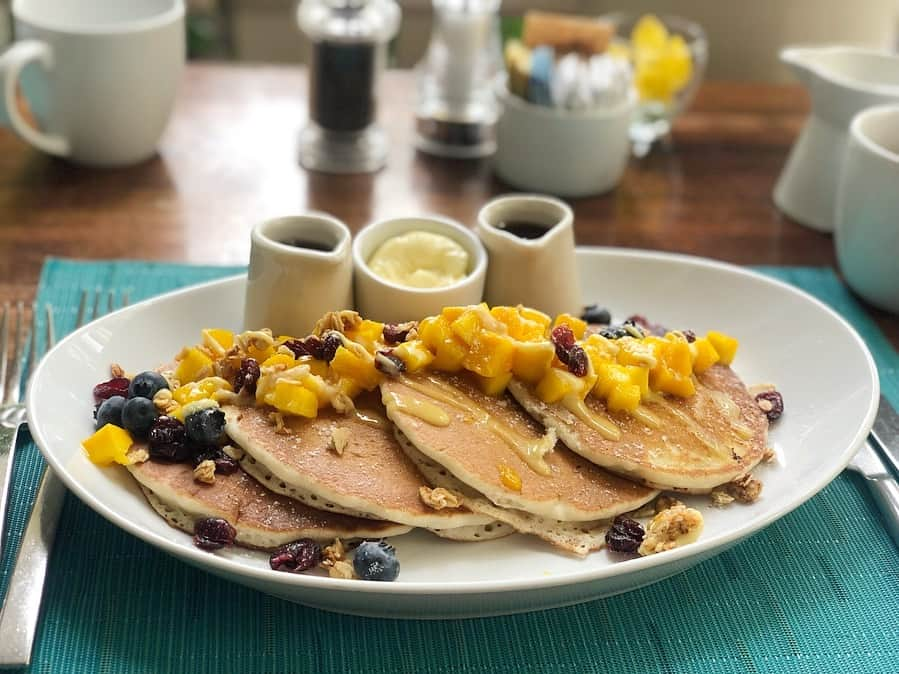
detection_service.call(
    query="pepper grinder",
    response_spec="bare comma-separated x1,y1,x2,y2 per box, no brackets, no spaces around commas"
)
297,0,401,174
415,0,503,158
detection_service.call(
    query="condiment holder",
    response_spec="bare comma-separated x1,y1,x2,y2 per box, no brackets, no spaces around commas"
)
352,215,487,323
244,214,353,336
476,194,581,318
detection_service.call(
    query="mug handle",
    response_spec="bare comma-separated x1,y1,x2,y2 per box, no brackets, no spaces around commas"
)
0,40,69,156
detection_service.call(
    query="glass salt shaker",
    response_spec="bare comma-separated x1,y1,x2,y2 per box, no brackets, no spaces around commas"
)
415,0,503,159
297,0,400,174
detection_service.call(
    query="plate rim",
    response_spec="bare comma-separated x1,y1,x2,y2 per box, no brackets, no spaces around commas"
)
25,247,880,597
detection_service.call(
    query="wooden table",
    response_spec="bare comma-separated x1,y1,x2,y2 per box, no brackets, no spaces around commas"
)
0,63,896,348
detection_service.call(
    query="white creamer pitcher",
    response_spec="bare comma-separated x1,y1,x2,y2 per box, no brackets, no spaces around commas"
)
773,46,899,232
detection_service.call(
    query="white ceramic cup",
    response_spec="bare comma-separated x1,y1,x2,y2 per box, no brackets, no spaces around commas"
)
244,214,354,336
834,104,899,314
353,216,487,323
0,0,185,167
493,85,634,198
476,194,582,318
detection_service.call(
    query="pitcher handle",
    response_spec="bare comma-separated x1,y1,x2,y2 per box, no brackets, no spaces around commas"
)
0,40,69,157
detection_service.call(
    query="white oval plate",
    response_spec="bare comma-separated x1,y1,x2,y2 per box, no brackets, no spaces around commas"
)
27,249,879,619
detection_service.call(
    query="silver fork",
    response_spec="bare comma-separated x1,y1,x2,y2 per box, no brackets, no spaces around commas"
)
0,301,42,560
0,289,127,668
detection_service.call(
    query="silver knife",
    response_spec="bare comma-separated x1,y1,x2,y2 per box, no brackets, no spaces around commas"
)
847,439,899,549
871,394,899,477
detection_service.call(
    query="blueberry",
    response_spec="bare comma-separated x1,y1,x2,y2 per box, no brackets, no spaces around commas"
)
353,540,399,581
121,396,158,438
128,371,169,400
96,396,126,429
184,407,226,446
581,304,611,325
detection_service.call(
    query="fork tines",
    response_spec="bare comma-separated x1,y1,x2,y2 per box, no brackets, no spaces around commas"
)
0,301,38,406
77,289,129,326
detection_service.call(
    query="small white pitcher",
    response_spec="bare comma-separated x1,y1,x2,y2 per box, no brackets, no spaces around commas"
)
244,214,354,337
476,194,581,318
835,105,899,314
773,46,899,232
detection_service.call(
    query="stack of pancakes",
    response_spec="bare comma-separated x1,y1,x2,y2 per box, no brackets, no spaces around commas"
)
127,356,768,557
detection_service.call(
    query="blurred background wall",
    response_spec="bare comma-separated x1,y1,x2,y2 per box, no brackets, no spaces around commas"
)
2,0,897,81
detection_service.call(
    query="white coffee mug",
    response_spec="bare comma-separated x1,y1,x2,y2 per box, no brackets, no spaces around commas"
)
0,0,185,167
835,104,899,314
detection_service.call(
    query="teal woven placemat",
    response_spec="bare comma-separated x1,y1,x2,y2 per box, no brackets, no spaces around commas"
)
2,258,898,674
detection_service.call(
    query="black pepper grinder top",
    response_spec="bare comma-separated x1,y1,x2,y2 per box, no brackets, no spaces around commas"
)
297,0,401,174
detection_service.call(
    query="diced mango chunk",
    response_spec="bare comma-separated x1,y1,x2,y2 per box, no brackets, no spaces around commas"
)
552,314,587,340
536,367,577,403
173,377,233,405
517,306,551,329
174,347,214,384
607,382,642,413
450,310,482,346
267,380,318,418
477,371,513,396
499,464,522,491
348,319,385,353
82,424,133,466
391,340,435,373
690,337,720,373
512,341,555,383
203,328,234,352
330,346,381,390
706,331,738,365
463,332,516,378
261,353,296,369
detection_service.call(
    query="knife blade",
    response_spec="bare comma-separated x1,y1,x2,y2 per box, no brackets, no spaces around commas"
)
847,439,899,549
870,394,899,477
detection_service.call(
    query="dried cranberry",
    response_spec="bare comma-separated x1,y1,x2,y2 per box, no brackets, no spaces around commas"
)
269,539,322,573
193,447,239,475
194,517,236,550
550,325,576,364
567,345,589,377
755,390,784,422
282,336,324,360
374,350,406,376
382,322,414,344
233,357,260,395
93,377,131,403
321,332,343,363
148,416,192,462
682,330,696,343
605,515,645,554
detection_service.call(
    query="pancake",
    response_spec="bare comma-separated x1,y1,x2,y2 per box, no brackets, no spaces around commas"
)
394,428,609,556
380,371,658,522
507,364,769,492
222,392,494,529
127,458,411,549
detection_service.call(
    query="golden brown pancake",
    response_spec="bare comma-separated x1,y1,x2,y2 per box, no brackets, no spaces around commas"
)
127,458,411,549
393,427,610,556
380,371,658,522
508,364,769,492
221,392,494,529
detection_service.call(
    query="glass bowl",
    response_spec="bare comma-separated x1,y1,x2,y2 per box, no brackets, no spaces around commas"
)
601,12,708,156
